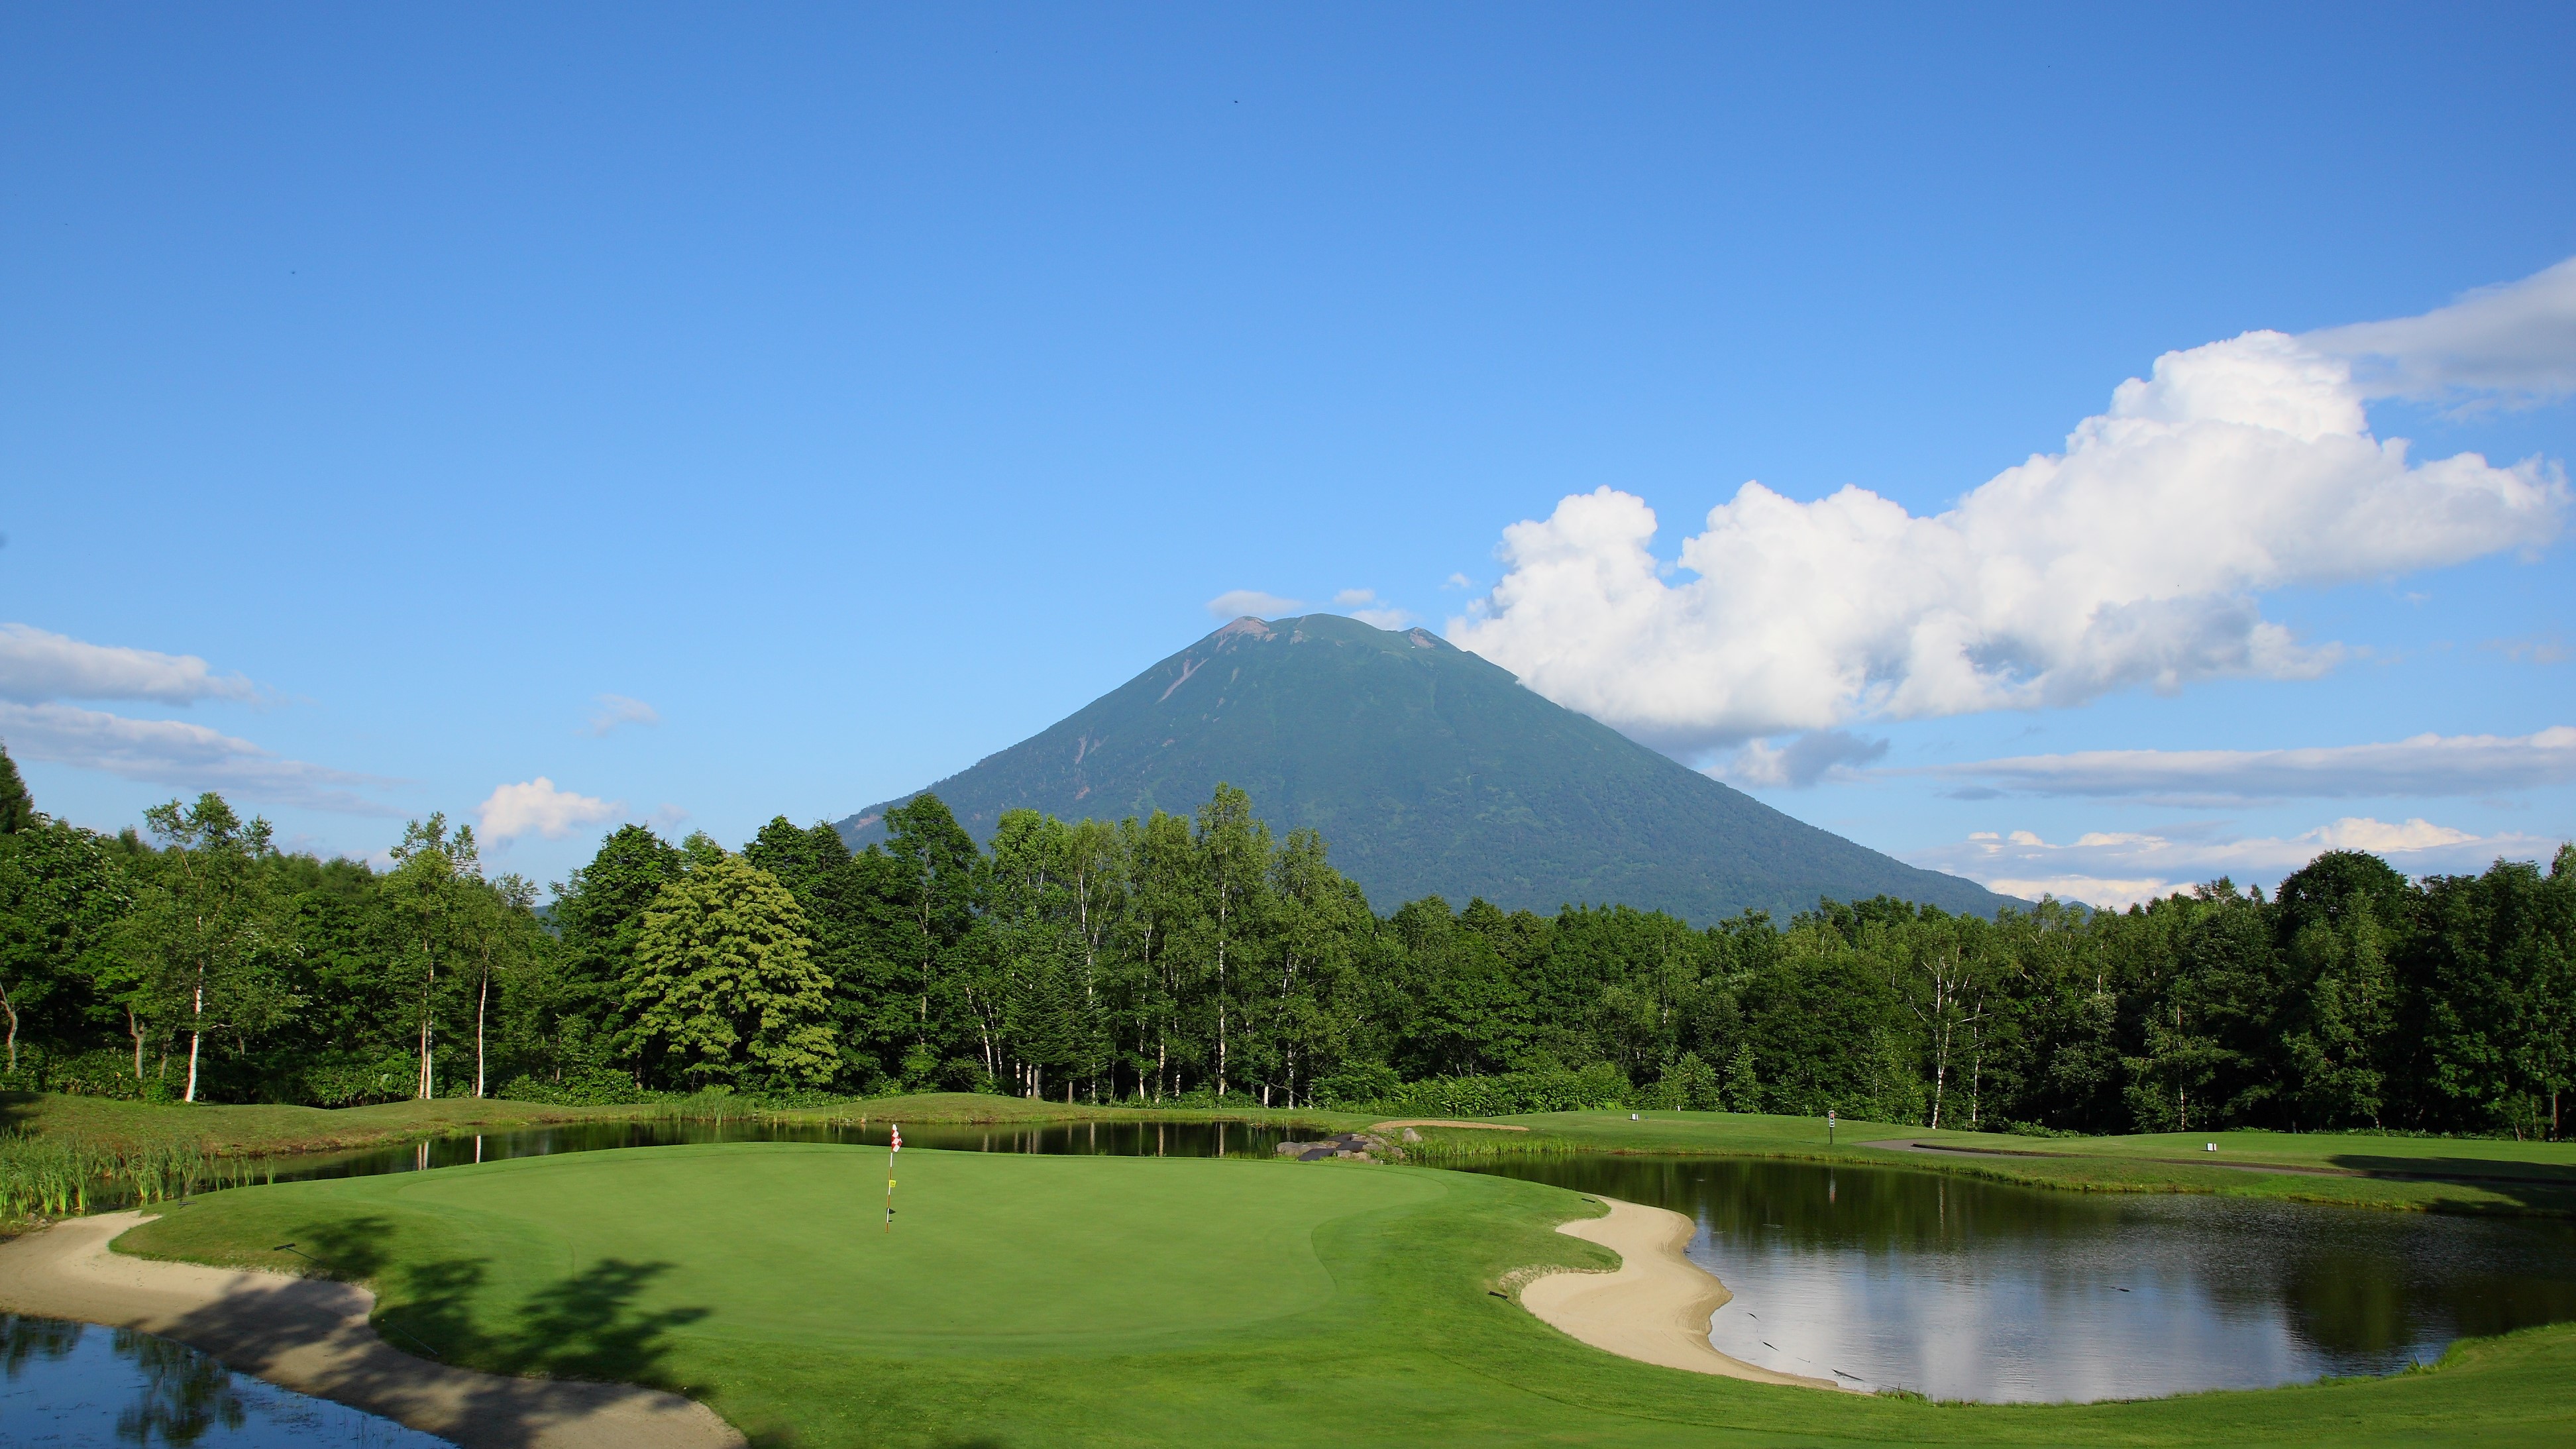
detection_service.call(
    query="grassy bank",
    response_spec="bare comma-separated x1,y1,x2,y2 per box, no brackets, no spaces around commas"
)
0,1090,1370,1229
114,1142,2576,1448
1424,1111,2576,1216
3,1090,1371,1157
15,1089,2576,1226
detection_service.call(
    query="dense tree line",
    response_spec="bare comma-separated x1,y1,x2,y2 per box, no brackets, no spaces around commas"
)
1,744,2570,1136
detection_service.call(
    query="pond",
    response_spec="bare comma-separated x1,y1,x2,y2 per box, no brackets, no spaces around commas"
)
1468,1154,2576,1402
1,1313,449,1448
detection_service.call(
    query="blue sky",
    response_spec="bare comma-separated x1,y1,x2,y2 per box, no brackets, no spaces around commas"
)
4,4,2570,905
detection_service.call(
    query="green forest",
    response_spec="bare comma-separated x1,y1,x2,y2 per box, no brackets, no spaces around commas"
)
1,744,2570,1138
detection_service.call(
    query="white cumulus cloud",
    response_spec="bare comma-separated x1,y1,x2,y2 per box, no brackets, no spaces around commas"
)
1930,726,2576,801
1450,282,2569,754
0,622,260,705
1206,590,1304,619
2306,255,2576,402
0,700,398,814
584,694,661,737
476,777,621,842
1915,816,2567,910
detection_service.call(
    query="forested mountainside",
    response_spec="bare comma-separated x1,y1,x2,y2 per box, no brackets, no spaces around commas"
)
5,747,2571,1138
839,614,2011,923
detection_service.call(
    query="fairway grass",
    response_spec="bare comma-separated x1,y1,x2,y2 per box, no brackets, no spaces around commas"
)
1471,1110,2576,1216
115,1142,2576,1448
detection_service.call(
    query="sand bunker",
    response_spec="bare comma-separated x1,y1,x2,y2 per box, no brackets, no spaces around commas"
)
0,1211,744,1449
1517,1195,1839,1390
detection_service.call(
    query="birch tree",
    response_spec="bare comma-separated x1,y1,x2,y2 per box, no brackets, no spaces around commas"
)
383,815,482,1099
119,794,290,1102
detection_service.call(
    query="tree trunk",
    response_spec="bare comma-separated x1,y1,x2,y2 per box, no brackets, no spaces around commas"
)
129,1008,144,1081
184,977,205,1103
417,936,439,1100
1968,1025,1983,1130
1,985,17,1074
475,969,490,1099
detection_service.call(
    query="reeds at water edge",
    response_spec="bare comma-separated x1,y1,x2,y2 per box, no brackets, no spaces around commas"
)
0,1132,278,1222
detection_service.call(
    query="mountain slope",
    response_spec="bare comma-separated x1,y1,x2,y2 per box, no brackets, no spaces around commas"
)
837,614,2017,922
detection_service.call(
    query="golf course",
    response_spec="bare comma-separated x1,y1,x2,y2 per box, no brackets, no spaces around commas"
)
62,1136,2575,1448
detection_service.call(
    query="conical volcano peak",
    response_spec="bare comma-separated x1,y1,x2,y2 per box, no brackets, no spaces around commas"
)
839,615,2008,922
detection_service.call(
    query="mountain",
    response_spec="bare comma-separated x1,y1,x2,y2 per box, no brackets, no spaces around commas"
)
836,614,2017,922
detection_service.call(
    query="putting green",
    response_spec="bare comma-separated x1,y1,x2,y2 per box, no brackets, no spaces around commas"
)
133,1144,1440,1355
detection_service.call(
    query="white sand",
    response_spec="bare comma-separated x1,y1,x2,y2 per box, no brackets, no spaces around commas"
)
1518,1196,1841,1390
0,1211,745,1449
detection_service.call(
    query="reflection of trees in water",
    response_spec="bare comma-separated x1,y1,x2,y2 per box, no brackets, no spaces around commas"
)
110,1328,246,1447
3,1312,86,1377
277,1117,1293,1181
1473,1155,2576,1372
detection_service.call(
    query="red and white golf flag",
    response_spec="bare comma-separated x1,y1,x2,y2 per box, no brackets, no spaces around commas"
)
890,1124,902,1153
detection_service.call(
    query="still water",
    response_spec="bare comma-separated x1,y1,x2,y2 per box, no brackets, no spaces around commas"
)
1,1314,447,1448
1470,1155,2576,1402
254,1115,1295,1183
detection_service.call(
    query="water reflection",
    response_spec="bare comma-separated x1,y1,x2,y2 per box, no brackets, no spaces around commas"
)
1472,1157,2576,1402
1,1314,447,1447
252,1116,1287,1186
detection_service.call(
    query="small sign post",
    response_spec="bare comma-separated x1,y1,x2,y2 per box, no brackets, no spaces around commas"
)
885,1123,901,1233
1827,1108,1836,1148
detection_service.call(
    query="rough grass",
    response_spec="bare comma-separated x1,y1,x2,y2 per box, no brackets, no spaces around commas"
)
116,1142,2576,1448
0,1092,640,1155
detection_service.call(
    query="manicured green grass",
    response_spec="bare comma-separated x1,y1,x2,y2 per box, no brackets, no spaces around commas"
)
117,1142,2576,1448
1472,1111,2576,1216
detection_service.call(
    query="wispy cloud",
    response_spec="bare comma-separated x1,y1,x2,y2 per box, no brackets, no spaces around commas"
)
1450,259,2572,753
1926,726,2576,801
1721,729,1889,788
0,622,261,705
583,693,662,737
2305,255,2576,403
0,700,400,815
1333,588,1417,630
1206,589,1304,619
476,777,621,842
2485,635,2568,665
1913,817,2568,910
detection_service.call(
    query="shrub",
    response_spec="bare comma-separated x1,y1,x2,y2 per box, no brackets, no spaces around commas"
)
498,1067,653,1106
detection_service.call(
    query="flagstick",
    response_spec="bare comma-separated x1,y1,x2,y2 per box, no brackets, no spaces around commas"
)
885,1123,900,1233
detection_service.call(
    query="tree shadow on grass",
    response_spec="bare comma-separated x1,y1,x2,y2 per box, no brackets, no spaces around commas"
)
2322,1154,2576,1215
148,1212,727,1448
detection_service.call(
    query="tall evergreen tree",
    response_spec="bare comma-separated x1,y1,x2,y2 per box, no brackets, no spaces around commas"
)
0,742,34,835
